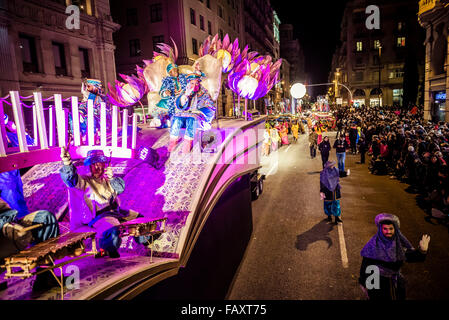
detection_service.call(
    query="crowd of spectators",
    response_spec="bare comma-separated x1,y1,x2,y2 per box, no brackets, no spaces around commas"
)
334,105,449,222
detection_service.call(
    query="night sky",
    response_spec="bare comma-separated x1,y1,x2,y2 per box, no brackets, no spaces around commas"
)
271,0,348,97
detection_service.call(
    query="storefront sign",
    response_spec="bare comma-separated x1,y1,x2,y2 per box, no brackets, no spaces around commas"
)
435,91,446,100
419,0,438,15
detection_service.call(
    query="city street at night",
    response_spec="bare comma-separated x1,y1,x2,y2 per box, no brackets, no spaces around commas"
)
2,0,449,306
229,132,449,300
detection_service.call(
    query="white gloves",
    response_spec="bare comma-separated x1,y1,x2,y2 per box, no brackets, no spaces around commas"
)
61,146,72,165
320,192,325,200
105,166,114,180
180,94,189,107
185,82,195,97
419,234,430,253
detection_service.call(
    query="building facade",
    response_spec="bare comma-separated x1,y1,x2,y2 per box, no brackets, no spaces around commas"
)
0,0,120,98
111,0,244,117
279,24,306,84
329,0,425,107
418,0,449,122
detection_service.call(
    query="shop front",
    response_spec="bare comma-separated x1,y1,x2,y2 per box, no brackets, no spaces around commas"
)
370,88,383,107
432,91,447,122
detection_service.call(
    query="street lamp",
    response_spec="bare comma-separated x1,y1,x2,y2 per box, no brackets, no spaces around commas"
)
290,83,307,114
378,45,382,107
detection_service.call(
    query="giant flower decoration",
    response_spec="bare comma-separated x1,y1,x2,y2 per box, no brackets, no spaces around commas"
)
228,54,282,100
199,34,242,73
107,73,147,107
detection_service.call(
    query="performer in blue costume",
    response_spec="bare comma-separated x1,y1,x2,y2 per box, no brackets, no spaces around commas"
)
168,71,216,153
0,114,35,218
69,79,106,144
157,63,188,118
59,149,150,258
1,198,60,292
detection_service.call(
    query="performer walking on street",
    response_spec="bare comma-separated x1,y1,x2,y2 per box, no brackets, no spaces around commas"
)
319,136,331,169
320,161,343,224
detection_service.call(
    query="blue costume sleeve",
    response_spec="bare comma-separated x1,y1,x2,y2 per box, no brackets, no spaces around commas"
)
0,170,29,218
59,164,79,188
0,209,18,231
110,177,125,195
159,77,172,96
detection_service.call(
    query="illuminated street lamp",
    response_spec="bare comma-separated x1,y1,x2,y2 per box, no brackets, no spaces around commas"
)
290,83,307,114
291,83,307,99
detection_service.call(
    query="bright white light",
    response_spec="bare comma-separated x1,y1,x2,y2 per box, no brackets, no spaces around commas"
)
238,76,259,99
291,83,306,99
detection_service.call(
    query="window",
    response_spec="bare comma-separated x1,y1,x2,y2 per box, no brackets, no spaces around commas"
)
152,35,164,52
192,38,198,55
393,89,403,96
190,8,196,25
150,3,162,23
397,22,405,31
19,34,39,73
397,37,406,47
71,0,88,13
218,5,223,18
373,40,381,49
356,41,363,52
373,55,380,65
393,89,403,104
355,72,363,82
207,0,210,9
219,29,224,40
126,8,138,26
129,39,141,57
200,15,205,30
389,69,404,79
52,42,67,76
79,47,90,78
208,21,212,35
228,16,231,26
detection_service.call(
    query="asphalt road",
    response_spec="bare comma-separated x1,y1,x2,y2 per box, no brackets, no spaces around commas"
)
227,131,449,300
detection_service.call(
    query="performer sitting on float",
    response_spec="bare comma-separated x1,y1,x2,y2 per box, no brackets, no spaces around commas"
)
69,78,106,144
59,148,149,258
1,114,35,218
0,197,60,291
167,68,216,153
157,63,189,118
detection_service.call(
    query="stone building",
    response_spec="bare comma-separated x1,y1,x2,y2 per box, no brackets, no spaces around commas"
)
280,24,306,84
329,0,425,107
418,0,449,122
111,0,244,117
0,0,120,98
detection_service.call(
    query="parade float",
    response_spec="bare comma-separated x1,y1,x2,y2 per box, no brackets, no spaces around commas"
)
0,34,281,300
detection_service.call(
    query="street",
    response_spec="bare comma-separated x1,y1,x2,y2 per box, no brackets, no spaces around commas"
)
228,131,449,300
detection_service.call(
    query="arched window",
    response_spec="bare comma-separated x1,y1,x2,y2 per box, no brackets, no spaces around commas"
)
370,88,382,96
354,89,366,97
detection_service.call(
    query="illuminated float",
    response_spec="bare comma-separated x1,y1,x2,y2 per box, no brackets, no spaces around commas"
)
0,34,281,300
